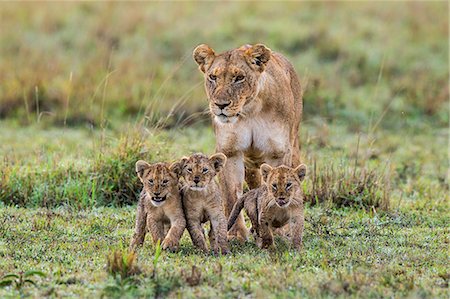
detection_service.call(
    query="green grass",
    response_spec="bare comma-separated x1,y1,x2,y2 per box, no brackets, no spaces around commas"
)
0,205,448,298
1,1,449,297
0,2,448,128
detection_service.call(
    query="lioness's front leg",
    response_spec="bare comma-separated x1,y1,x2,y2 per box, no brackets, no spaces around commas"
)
289,209,304,251
218,152,248,241
129,199,147,251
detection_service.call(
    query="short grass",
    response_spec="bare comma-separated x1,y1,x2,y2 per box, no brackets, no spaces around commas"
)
1,1,448,298
0,120,448,297
0,204,448,298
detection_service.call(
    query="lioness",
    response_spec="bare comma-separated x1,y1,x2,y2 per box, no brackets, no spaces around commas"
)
228,163,307,250
174,153,229,255
130,161,186,252
193,43,302,241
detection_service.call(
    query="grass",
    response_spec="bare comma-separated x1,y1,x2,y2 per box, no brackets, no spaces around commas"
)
0,205,448,298
0,2,448,128
0,1,449,298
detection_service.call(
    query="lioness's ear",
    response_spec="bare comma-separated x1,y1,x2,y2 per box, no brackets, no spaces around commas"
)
193,44,215,73
260,163,273,183
245,44,271,72
294,164,307,182
136,160,151,181
209,153,227,173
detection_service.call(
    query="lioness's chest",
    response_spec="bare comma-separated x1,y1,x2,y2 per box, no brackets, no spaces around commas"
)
216,116,289,154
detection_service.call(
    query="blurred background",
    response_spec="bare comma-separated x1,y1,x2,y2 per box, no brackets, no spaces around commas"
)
0,2,448,207
1,1,448,129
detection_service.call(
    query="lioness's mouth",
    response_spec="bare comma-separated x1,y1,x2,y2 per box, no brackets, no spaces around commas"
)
215,112,240,124
151,195,167,203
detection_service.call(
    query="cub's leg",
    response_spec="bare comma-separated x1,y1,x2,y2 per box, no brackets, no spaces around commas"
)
289,210,304,251
208,226,216,249
129,199,147,251
187,221,208,252
259,213,275,249
162,214,186,252
147,214,165,245
209,208,229,255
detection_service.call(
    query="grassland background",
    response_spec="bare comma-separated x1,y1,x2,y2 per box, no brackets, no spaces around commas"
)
0,2,448,298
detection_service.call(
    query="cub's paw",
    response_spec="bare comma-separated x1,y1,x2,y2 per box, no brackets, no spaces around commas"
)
161,238,179,252
212,245,230,256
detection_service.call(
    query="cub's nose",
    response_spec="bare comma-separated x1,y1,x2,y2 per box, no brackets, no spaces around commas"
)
216,102,230,110
193,176,200,184
154,192,161,196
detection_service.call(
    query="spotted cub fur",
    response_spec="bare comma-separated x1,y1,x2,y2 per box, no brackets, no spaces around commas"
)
130,161,186,252
228,163,307,250
174,153,229,254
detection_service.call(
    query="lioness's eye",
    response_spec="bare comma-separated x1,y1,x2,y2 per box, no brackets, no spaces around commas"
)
209,74,217,81
272,184,277,191
234,75,245,83
202,168,209,174
286,182,292,190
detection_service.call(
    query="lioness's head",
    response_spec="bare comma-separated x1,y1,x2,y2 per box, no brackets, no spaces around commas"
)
175,153,226,191
193,43,272,124
260,164,307,208
136,160,179,207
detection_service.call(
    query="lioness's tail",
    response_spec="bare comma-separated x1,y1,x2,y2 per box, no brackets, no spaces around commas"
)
227,195,246,231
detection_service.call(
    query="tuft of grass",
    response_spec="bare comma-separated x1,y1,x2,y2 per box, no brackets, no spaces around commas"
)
106,250,141,280
0,270,46,293
306,159,390,211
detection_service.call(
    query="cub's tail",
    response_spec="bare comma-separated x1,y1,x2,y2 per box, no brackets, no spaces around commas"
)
227,195,246,231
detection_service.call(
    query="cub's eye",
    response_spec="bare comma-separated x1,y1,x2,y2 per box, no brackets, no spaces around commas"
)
234,75,245,83
148,179,154,185
162,179,169,185
186,168,193,173
208,74,217,82
272,184,277,191
286,182,292,190
202,168,209,174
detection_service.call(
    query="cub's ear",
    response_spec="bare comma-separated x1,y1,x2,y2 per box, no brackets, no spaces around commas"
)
135,160,151,180
294,164,307,181
209,153,227,173
245,44,271,72
260,163,273,183
193,44,215,73
169,161,182,177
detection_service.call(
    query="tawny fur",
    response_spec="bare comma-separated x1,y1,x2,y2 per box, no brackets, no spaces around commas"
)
130,161,186,252
228,163,307,250
193,43,303,242
175,153,229,255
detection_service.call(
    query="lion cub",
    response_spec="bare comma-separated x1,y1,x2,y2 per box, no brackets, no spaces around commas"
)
175,153,229,255
228,163,307,250
129,160,186,252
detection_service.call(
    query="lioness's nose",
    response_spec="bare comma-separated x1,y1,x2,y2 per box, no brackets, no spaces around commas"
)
216,102,230,110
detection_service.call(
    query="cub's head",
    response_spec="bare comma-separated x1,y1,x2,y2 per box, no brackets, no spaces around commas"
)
193,43,272,124
175,153,226,191
260,164,307,208
135,160,179,207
